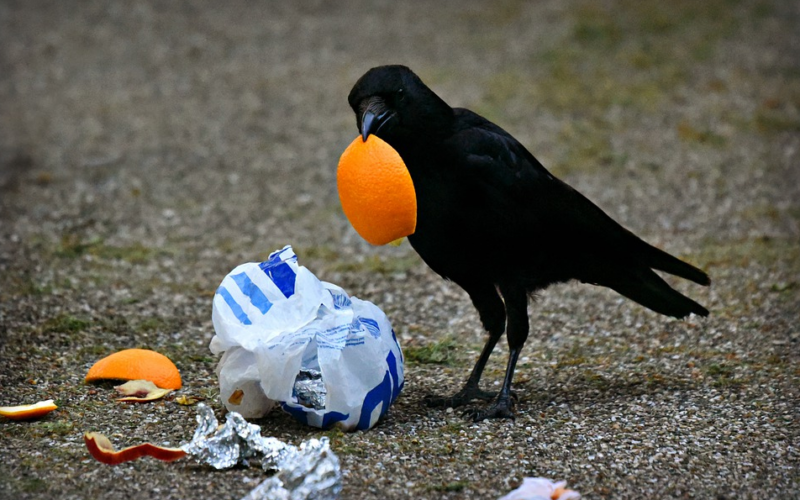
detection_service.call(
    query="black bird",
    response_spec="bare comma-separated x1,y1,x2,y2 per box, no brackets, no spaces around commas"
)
348,65,710,421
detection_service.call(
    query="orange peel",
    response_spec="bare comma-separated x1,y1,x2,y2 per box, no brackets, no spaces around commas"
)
228,389,244,405
84,432,186,465
174,394,202,406
337,135,417,245
115,380,173,403
0,399,58,420
86,348,182,390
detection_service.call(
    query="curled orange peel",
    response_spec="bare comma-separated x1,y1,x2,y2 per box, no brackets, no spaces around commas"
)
84,432,186,465
0,399,58,420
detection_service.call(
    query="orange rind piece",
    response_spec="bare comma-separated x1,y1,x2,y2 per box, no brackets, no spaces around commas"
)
84,432,186,465
86,348,182,390
0,399,58,420
228,389,244,405
552,485,580,499
337,135,417,245
174,394,202,406
115,380,173,403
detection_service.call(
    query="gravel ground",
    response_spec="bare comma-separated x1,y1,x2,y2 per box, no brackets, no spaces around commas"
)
1,1,798,499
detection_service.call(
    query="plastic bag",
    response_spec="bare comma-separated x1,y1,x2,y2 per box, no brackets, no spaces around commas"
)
498,478,581,500
210,245,404,431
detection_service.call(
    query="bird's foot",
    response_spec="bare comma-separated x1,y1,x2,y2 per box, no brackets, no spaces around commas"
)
463,398,516,422
423,386,496,408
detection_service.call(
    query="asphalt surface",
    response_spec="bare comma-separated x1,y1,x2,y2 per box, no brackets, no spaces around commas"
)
1,1,798,499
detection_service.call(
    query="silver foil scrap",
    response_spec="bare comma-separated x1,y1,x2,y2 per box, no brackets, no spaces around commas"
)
294,369,327,410
181,404,342,500
240,438,341,500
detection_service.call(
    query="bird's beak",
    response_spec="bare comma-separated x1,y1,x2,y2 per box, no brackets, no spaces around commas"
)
359,96,393,142
361,109,378,142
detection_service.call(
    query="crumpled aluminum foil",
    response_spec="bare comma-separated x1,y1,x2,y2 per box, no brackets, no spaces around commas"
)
241,438,341,500
181,404,342,500
293,369,327,410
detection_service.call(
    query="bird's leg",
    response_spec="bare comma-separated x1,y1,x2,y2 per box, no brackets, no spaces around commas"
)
465,284,528,421
424,327,503,407
424,283,505,408
464,346,521,421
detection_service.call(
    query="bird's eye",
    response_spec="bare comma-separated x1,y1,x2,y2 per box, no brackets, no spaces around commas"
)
396,88,405,101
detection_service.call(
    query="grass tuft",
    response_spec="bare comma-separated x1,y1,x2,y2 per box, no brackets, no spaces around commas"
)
404,337,459,366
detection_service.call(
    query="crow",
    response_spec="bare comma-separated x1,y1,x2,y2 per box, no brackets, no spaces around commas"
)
348,65,710,421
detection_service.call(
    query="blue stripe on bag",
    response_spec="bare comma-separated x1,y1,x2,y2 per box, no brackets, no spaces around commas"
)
321,410,350,428
330,290,351,310
280,403,351,429
386,350,402,405
281,404,309,425
391,329,404,364
358,317,381,339
267,245,296,265
357,370,393,430
216,286,252,325
259,261,296,298
231,272,273,314
356,350,404,430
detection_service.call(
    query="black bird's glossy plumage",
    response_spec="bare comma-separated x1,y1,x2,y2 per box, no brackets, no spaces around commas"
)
348,65,710,420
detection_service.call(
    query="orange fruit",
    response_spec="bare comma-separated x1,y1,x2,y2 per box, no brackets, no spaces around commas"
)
85,348,182,390
337,135,417,245
0,399,57,420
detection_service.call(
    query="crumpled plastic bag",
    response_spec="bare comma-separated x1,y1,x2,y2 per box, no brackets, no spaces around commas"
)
498,478,581,500
210,245,404,431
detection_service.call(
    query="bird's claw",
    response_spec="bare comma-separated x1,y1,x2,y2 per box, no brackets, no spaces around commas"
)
424,386,496,408
462,399,516,422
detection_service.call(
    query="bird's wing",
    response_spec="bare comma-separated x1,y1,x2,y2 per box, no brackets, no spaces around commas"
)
442,109,709,286
444,110,632,245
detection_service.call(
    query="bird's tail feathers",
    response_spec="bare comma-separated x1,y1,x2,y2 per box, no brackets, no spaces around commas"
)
608,268,709,318
640,242,710,286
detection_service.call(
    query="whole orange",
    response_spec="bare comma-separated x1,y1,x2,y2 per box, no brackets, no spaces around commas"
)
337,135,417,245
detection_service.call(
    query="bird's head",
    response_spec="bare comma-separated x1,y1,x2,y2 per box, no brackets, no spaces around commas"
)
348,65,453,147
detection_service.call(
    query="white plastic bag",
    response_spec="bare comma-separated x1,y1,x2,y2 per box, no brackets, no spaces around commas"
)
210,245,404,431
498,478,581,500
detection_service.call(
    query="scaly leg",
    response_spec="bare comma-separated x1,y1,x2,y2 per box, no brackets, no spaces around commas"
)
464,283,528,421
424,282,505,408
